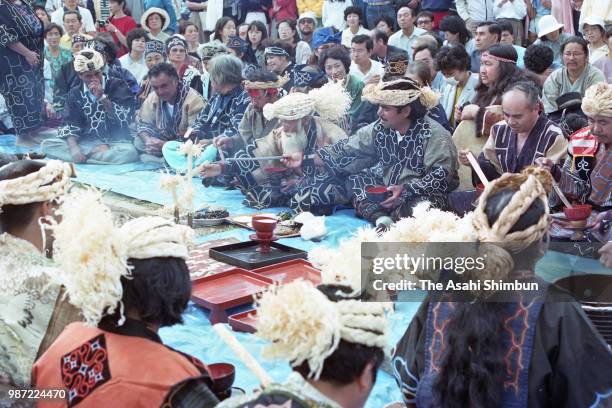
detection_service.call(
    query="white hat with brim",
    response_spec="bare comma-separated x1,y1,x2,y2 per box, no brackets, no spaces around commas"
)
141,7,170,32
537,15,564,38
582,16,606,31
298,11,318,25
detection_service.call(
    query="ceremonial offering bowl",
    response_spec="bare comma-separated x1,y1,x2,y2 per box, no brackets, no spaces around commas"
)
208,363,236,400
251,216,278,253
366,186,391,203
563,204,592,221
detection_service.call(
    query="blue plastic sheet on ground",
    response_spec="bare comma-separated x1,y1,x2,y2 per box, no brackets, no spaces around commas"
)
0,134,41,155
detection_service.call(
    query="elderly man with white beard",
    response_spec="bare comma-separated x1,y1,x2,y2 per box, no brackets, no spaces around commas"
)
199,82,350,214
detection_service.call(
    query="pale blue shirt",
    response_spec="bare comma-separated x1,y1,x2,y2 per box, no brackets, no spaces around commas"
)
389,27,427,61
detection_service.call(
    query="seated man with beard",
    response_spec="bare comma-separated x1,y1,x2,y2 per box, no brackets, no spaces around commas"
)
283,78,459,226
199,82,350,214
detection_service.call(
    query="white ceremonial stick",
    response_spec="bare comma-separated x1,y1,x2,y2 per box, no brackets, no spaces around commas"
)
466,151,490,187
224,156,284,162
213,324,273,387
552,181,573,208
218,146,226,161
183,128,194,139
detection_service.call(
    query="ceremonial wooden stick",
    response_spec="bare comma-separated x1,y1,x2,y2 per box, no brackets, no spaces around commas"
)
213,324,273,387
552,181,573,208
466,151,490,187
224,156,284,162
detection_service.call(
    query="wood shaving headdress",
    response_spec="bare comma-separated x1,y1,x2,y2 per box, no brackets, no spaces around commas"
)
51,189,194,326
362,78,439,109
74,49,105,73
581,82,612,118
470,167,552,283
263,81,351,121
243,74,289,90
0,160,73,211
255,280,388,380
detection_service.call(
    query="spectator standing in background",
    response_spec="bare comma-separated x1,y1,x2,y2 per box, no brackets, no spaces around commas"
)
296,0,323,20
470,21,501,72
526,0,551,42
455,0,495,34
534,14,571,68
241,0,272,31
278,19,312,64
439,15,472,47
492,0,526,46
523,43,555,86
118,28,149,82
99,0,137,57
498,20,526,68
364,0,396,30
374,15,395,36
141,8,172,42
51,0,96,34
416,11,435,32
322,0,350,31
269,0,298,38
298,12,317,47
349,34,384,84
389,6,426,61
0,0,45,143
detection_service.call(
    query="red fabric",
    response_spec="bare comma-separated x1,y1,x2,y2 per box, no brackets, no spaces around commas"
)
269,0,298,23
32,323,203,408
430,11,449,30
100,15,137,57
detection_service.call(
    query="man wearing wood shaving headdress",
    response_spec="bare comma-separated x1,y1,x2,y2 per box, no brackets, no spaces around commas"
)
41,49,140,164
0,160,80,387
33,190,221,406
212,69,286,156
539,82,612,215
284,78,459,225
217,281,389,408
200,81,350,214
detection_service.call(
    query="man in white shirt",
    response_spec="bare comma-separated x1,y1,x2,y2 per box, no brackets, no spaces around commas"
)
349,34,385,85
493,0,526,46
51,0,96,34
455,0,495,34
389,6,426,61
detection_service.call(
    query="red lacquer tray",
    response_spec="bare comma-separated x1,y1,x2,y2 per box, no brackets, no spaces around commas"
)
191,269,274,323
228,309,258,333
252,259,322,285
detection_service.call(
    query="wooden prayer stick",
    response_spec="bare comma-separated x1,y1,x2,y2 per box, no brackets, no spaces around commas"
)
183,128,194,139
213,324,273,387
224,156,284,162
552,181,573,209
466,151,490,187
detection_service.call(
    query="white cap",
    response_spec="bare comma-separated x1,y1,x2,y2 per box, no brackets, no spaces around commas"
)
537,15,564,38
298,11,317,25
582,15,606,31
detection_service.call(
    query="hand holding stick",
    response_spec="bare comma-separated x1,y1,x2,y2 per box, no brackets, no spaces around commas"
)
465,151,489,188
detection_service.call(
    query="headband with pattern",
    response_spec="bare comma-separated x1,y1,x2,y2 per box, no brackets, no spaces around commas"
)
481,51,517,64
264,46,290,58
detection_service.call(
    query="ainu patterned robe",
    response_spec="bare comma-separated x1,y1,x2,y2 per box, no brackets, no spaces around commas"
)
318,117,459,222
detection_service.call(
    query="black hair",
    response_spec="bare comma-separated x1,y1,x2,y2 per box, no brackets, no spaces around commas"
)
276,19,300,45
606,27,612,39
344,6,363,22
416,11,434,23
245,68,279,83
477,21,502,42
371,29,388,45
524,44,554,74
435,44,471,72
396,5,416,17
319,46,351,74
214,16,235,41
93,34,118,63
262,38,294,59
439,15,471,45
433,187,546,408
179,20,198,35
497,20,514,35
352,34,373,51
148,62,180,81
503,81,541,109
293,285,385,385
109,0,125,5
561,36,589,56
126,27,148,52
564,113,589,134
113,257,191,327
63,10,82,22
374,15,395,31
146,10,166,27
247,20,268,49
34,5,51,20
412,43,438,61
44,22,64,37
0,160,46,233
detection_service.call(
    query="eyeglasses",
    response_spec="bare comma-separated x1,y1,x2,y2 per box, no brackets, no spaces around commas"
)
417,20,432,25
563,52,585,57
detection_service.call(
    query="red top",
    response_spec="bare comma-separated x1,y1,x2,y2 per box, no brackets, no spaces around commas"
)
269,0,298,23
100,15,137,57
